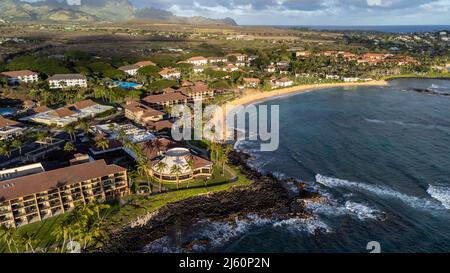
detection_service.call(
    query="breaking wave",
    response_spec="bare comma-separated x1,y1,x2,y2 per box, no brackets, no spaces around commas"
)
315,174,443,211
365,118,450,131
143,213,335,253
427,185,450,210
273,218,332,234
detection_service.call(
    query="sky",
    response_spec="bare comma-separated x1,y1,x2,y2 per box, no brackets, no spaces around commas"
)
22,0,450,25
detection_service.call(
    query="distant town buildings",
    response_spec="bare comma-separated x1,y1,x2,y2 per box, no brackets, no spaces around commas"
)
48,74,87,89
159,68,181,79
118,60,156,76
0,70,38,84
186,56,208,66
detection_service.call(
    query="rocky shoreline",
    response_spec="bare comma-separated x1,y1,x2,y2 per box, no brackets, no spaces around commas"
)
100,151,321,253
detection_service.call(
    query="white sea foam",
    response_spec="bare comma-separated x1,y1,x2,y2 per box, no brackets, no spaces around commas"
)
315,174,442,210
427,185,450,210
273,217,332,234
345,201,385,221
365,118,387,124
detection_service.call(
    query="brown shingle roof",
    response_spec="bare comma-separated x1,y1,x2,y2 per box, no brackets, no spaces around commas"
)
0,116,20,128
73,99,97,110
146,120,173,131
1,70,37,78
143,92,187,104
48,74,86,81
135,61,156,67
0,160,126,202
118,64,139,71
51,107,77,118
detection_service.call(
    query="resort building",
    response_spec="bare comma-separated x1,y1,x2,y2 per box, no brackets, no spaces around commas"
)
227,53,247,62
143,92,188,111
193,66,205,73
272,78,294,89
0,160,128,228
223,64,238,72
48,74,87,89
119,60,157,76
0,163,44,182
150,148,213,183
118,64,140,76
0,116,25,140
124,101,165,126
22,99,114,127
91,123,156,145
159,68,181,79
296,50,311,58
186,56,208,66
0,70,38,84
179,81,214,102
208,57,228,64
243,78,260,88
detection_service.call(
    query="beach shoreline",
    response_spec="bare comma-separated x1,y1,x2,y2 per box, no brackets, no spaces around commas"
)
212,80,388,139
226,80,388,109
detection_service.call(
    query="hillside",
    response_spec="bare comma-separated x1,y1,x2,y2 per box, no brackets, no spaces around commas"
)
0,0,237,25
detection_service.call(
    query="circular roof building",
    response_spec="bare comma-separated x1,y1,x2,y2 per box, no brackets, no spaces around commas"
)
151,148,213,183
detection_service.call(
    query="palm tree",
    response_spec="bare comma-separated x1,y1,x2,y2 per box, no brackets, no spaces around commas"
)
170,164,183,190
0,225,18,253
117,128,127,143
64,142,76,153
137,159,152,194
11,139,23,155
184,156,195,188
64,124,76,141
19,232,35,253
218,150,229,175
0,142,12,158
94,135,109,151
155,161,167,193
36,131,50,145
77,120,90,137
51,223,71,253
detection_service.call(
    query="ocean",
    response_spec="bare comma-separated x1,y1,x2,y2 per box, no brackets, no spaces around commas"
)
277,25,450,33
226,78,450,253
143,78,450,253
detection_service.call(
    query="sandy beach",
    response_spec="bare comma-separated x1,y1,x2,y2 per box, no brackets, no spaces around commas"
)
226,80,388,109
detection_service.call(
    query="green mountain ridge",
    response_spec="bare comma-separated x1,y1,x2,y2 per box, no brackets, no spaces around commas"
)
0,0,238,25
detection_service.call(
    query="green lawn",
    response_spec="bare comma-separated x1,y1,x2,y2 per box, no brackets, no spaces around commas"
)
0,164,251,253
160,165,233,190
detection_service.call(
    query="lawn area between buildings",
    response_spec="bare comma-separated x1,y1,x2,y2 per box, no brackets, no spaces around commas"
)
0,165,252,253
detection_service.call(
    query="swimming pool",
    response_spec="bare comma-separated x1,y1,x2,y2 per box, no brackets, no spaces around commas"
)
0,108,16,116
112,80,143,90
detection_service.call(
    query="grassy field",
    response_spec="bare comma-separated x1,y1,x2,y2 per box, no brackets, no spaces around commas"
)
0,164,251,253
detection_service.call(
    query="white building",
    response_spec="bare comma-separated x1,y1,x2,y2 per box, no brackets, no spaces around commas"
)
0,116,25,141
193,66,205,73
186,56,208,66
272,78,294,89
22,100,113,127
1,70,38,84
48,74,87,89
118,64,140,76
159,68,181,79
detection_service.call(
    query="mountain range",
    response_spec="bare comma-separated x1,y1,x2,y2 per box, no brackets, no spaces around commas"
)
0,0,238,25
